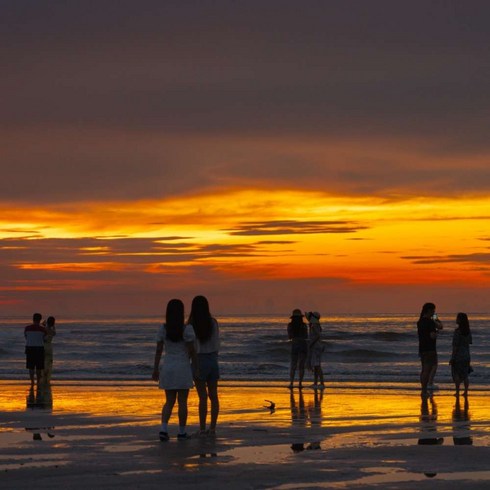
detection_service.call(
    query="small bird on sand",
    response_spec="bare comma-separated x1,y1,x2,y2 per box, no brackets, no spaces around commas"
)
264,399,276,411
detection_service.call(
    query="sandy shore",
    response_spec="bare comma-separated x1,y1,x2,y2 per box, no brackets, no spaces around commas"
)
1,381,489,489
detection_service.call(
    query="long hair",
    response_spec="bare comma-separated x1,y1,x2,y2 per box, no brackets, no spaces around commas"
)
456,312,471,336
165,299,185,342
419,302,435,319
46,316,55,327
188,295,213,343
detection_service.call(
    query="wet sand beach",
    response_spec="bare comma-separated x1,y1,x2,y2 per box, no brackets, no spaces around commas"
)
1,381,489,489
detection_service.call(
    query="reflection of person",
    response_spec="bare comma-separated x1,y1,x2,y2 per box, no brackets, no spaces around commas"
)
26,383,54,440
418,397,443,445
452,396,472,445
305,311,325,389
287,309,308,389
449,312,472,398
417,303,443,397
152,299,197,441
24,313,47,386
42,316,56,384
188,295,220,436
26,383,53,410
290,389,306,425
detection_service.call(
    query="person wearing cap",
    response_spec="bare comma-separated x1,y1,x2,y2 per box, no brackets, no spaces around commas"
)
287,309,308,389
305,311,325,389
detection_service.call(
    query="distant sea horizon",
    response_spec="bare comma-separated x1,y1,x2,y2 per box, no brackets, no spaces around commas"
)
1,313,488,387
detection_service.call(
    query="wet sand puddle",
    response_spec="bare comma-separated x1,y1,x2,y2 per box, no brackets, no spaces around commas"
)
273,468,490,488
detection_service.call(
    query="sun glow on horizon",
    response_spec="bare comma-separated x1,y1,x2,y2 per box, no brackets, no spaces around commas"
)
1,189,489,311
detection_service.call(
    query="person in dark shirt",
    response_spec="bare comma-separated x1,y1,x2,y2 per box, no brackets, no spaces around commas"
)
24,313,47,386
287,309,308,389
417,302,443,398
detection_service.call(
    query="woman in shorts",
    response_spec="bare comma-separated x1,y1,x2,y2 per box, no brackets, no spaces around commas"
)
188,295,220,436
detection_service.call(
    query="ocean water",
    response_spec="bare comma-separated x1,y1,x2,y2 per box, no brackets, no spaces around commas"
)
1,314,489,387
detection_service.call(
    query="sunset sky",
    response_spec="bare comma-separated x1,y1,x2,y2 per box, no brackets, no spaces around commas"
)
1,1,489,316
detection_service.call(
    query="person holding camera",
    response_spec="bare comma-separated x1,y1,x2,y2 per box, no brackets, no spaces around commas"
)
417,302,443,398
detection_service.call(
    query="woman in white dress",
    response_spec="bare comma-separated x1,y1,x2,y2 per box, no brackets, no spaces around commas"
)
152,299,197,441
188,295,220,436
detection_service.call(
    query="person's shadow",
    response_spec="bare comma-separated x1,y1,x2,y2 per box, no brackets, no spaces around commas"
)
418,397,443,445
452,396,473,445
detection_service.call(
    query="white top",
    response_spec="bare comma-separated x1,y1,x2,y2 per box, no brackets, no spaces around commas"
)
156,323,195,390
24,324,47,347
192,318,220,354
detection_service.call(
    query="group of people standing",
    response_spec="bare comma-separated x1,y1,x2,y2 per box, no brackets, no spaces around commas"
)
22,300,473,441
24,313,56,386
152,295,220,441
287,302,474,400
417,302,473,399
287,309,325,390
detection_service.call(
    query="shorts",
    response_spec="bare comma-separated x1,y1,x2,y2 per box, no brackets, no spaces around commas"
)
291,339,308,364
26,346,45,370
195,352,220,382
420,350,438,369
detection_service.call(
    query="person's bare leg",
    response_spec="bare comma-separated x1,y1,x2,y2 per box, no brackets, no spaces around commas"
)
428,363,438,387
195,380,208,432
298,356,305,388
463,376,469,397
318,367,324,386
162,390,177,424
289,360,296,387
177,390,189,429
420,361,431,396
207,380,219,432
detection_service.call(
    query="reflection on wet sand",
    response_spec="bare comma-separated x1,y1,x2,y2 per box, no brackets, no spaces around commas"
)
25,384,55,440
290,389,323,427
417,396,443,446
453,395,473,445
26,383,53,410
289,389,324,452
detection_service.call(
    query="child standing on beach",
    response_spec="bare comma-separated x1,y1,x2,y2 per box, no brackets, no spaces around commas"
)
305,311,325,390
152,299,197,441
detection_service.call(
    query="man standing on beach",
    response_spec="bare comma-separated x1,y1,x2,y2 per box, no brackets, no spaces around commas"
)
417,303,443,398
24,313,47,386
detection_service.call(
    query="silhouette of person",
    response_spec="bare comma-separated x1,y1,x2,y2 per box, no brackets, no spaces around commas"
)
152,299,197,441
24,313,47,386
417,303,443,397
287,309,308,389
188,295,220,436
449,312,473,398
42,316,56,384
305,311,325,389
